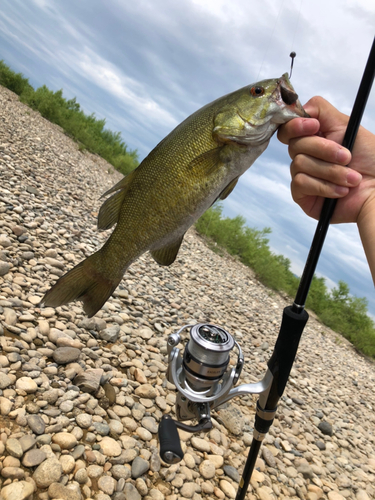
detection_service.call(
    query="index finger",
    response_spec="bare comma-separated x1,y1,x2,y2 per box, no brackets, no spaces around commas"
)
278,117,320,145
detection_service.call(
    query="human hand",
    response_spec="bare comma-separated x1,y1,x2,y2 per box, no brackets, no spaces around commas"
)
277,96,375,225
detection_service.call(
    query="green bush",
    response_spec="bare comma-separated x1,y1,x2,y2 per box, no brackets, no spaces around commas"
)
0,60,33,95
0,60,138,175
196,205,375,358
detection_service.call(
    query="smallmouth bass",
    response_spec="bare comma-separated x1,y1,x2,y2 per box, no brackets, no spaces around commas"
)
43,73,308,317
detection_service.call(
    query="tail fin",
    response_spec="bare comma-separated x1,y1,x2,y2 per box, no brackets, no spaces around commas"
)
42,253,122,317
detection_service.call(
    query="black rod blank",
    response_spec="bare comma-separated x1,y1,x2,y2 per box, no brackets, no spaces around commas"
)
236,35,375,499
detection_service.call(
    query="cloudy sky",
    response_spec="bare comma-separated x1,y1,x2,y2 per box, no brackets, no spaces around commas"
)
1,0,374,316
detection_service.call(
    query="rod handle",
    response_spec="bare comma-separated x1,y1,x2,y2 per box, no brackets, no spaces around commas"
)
266,306,309,408
158,415,184,464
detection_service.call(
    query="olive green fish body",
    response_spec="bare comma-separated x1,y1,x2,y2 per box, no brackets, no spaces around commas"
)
43,73,307,316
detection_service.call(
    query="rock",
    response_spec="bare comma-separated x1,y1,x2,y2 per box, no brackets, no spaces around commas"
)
99,325,120,342
257,486,275,500
76,413,93,428
132,456,149,478
219,480,236,499
99,436,122,457
191,437,211,453
328,492,346,500
0,261,11,276
134,384,158,399
180,483,196,498
0,373,12,389
27,414,46,435
223,465,240,482
48,482,82,500
124,483,142,500
52,347,81,364
0,481,34,500
297,463,315,479
199,460,216,479
217,404,244,435
98,476,116,495
5,438,23,458
74,368,103,393
318,420,333,436
52,432,78,450
15,376,38,393
22,449,47,467
33,458,62,488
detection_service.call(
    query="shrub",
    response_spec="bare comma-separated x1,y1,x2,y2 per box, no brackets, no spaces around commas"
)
0,60,138,175
196,205,375,358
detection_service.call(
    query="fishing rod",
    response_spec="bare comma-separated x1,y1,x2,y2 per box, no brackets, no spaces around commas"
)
236,35,375,499
158,36,375,500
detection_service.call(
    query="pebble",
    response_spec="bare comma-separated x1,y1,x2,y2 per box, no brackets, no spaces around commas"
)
0,84,374,500
0,481,34,500
99,436,122,457
132,456,150,478
33,458,63,488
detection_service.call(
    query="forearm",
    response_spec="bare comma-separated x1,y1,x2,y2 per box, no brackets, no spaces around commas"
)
358,200,375,286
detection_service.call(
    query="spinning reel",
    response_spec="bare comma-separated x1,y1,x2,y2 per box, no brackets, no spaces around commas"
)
158,323,274,464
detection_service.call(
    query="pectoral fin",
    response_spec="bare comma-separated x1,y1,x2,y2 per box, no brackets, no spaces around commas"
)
188,147,223,175
218,177,239,200
98,172,135,230
151,236,185,266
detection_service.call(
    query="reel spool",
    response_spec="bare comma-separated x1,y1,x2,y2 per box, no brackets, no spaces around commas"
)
182,324,235,392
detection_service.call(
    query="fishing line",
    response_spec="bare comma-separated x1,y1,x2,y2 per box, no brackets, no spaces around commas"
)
290,0,303,55
257,0,286,80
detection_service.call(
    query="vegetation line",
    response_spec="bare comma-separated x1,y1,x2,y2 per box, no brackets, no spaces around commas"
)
0,60,138,175
196,205,375,358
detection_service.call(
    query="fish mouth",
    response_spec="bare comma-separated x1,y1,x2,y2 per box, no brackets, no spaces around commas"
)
277,74,310,118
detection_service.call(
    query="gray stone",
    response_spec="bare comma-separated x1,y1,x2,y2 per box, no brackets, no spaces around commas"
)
0,261,11,276
27,414,46,435
217,404,244,435
318,421,333,436
19,435,36,452
0,373,12,389
124,483,141,500
223,465,240,482
22,449,47,467
5,438,23,458
52,347,81,364
99,325,120,342
74,368,103,393
131,456,149,478
297,464,314,479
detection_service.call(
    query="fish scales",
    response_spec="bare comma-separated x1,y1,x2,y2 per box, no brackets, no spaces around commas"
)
43,73,308,317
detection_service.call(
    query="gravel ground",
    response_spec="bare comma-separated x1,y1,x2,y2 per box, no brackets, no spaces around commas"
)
0,84,374,500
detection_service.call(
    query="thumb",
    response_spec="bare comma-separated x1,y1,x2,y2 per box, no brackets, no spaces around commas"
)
303,96,349,142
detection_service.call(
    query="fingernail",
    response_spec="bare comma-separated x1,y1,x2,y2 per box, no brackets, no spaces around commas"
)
337,148,351,164
335,186,349,196
346,170,362,186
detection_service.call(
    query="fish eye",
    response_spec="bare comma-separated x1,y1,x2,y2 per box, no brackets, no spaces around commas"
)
250,86,264,96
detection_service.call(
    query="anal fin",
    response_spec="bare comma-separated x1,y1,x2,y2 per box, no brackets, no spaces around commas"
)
151,235,184,266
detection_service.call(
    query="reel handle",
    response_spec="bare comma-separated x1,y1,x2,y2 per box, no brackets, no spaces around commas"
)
158,415,184,464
